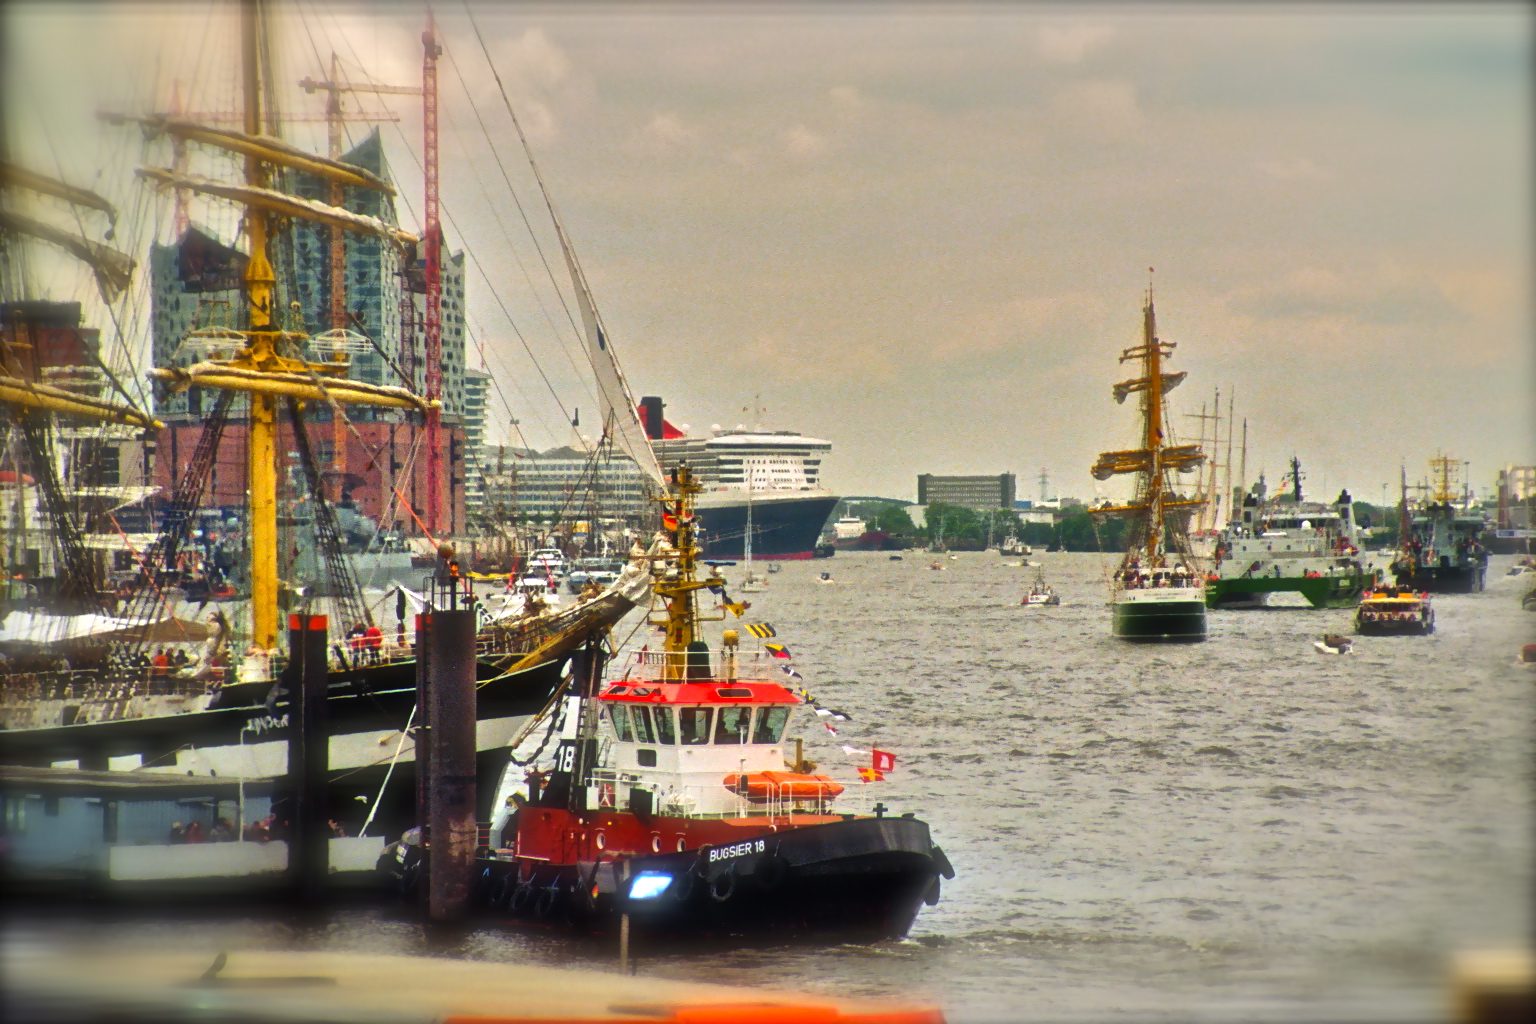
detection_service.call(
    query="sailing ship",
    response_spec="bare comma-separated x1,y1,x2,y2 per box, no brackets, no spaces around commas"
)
0,5,653,844
739,488,766,593
384,464,951,941
1090,281,1208,642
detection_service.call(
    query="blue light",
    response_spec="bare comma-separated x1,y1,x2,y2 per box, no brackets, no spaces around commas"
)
628,871,672,900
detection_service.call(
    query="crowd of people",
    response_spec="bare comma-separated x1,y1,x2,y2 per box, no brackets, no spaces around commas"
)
167,815,349,843
1114,560,1200,589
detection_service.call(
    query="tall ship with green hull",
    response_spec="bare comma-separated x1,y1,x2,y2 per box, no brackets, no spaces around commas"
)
1090,282,1208,643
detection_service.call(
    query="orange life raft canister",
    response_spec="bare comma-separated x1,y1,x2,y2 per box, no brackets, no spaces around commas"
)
723,771,845,801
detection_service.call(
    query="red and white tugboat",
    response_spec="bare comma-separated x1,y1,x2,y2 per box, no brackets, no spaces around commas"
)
387,465,951,942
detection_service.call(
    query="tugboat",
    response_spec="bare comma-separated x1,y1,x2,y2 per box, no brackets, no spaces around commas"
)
1090,278,1208,642
387,465,952,941
1355,583,1434,636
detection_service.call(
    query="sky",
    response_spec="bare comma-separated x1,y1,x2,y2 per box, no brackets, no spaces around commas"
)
5,1,1531,507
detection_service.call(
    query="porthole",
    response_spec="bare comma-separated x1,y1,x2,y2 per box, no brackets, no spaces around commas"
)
595,831,606,850
651,833,662,853
675,836,686,852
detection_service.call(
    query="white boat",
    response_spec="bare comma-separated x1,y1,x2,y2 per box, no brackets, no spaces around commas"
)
1021,569,1060,606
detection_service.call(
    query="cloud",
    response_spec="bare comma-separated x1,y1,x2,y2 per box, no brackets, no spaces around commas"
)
829,85,866,112
1037,23,1115,65
1226,270,1468,328
783,124,825,160
1050,79,1143,139
1255,156,1331,181
643,111,698,146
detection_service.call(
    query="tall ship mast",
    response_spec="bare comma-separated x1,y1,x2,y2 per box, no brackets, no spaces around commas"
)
0,2,654,850
1090,279,1208,642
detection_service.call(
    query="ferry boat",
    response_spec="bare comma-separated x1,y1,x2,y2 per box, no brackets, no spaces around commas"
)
385,465,952,942
1208,464,1381,609
1355,584,1434,636
1090,281,1208,642
641,401,839,562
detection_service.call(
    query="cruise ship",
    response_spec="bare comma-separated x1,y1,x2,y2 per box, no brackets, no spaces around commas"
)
641,398,839,560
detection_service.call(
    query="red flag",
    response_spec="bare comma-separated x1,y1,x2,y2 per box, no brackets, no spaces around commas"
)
872,749,896,773
858,766,885,783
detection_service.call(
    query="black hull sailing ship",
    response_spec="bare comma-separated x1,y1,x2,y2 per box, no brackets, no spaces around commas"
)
0,4,653,845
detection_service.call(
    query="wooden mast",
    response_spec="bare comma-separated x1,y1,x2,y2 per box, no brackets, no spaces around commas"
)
240,0,281,659
1141,286,1164,565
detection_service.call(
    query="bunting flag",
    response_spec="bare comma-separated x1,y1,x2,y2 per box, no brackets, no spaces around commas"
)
872,749,897,773
746,623,777,638
821,721,839,735
707,584,725,596
662,512,678,530
723,602,748,617
779,665,803,681
858,767,885,783
841,744,868,756
813,707,852,723
763,643,792,659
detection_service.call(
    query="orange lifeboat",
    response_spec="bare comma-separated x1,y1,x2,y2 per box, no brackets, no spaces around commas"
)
723,771,845,801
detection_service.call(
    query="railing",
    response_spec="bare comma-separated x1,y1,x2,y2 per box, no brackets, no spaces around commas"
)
619,649,784,684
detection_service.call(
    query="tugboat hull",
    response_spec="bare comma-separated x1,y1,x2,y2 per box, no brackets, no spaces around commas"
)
1112,592,1207,643
394,815,952,944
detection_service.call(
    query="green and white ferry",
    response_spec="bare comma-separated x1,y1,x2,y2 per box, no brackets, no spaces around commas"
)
1090,282,1208,643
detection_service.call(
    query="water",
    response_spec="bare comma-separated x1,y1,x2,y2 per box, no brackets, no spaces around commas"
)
8,551,1532,1021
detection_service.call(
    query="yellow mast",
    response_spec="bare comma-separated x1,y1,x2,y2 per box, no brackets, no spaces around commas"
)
142,0,434,676
648,464,726,680
1089,278,1205,569
1141,294,1165,562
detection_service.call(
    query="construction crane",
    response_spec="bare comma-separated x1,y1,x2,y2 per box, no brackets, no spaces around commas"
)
422,17,445,538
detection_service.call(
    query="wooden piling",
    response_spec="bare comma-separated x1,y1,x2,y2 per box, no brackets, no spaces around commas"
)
417,602,477,921
287,613,329,906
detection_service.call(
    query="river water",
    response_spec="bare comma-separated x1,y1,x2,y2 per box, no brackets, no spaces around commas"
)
7,550,1532,1021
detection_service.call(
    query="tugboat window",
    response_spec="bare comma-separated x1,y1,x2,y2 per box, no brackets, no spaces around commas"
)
679,707,712,744
715,706,751,744
632,706,656,744
610,705,633,742
652,706,676,745
753,706,790,744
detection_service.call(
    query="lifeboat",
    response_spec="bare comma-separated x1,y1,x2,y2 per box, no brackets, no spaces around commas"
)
723,770,845,801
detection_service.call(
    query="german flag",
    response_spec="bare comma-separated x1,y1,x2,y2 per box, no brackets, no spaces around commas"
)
746,623,776,638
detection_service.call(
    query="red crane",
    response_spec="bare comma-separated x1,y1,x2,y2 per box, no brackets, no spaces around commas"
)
422,16,444,537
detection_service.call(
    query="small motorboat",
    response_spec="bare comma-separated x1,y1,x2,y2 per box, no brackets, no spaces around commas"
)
1021,568,1060,607
1314,633,1354,655
1519,643,1536,664
929,561,943,571
767,563,782,574
817,571,834,583
889,555,903,561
